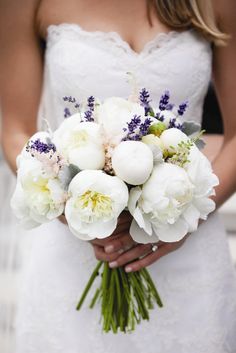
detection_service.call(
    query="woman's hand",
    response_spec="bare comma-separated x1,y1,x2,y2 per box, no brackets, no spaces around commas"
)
60,211,188,272
89,211,133,262
107,236,188,273
90,211,189,272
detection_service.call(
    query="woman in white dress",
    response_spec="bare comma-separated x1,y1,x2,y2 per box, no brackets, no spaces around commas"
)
1,0,236,352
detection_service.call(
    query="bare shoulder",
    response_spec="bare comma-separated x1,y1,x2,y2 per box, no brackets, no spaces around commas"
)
36,0,85,38
212,0,236,31
0,0,40,32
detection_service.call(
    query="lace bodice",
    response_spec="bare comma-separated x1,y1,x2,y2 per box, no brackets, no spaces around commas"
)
38,23,212,130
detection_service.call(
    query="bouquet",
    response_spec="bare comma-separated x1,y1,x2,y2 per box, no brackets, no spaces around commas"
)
11,85,219,333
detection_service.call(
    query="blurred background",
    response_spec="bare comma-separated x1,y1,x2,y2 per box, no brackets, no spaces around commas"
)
0,84,236,353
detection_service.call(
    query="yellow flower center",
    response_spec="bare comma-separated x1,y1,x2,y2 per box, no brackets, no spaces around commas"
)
24,176,50,195
75,190,113,219
71,130,89,148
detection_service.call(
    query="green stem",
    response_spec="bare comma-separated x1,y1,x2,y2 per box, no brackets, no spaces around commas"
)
140,268,163,307
76,260,103,310
89,287,101,309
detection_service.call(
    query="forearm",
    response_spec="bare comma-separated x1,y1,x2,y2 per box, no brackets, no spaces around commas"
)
212,135,236,208
2,131,31,173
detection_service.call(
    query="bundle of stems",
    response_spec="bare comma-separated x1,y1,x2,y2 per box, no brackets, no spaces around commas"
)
76,261,163,333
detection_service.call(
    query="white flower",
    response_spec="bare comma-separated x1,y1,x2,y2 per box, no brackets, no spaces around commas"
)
183,146,219,226
128,163,196,243
65,170,129,240
96,97,146,145
11,181,41,229
142,134,163,148
112,141,153,185
11,159,66,228
53,116,105,170
142,134,164,163
160,128,189,153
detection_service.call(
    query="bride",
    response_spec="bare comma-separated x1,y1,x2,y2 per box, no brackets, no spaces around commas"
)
1,0,236,352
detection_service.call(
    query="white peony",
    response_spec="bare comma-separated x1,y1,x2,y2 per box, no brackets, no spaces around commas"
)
142,134,163,148
65,170,129,240
112,141,153,185
160,128,189,154
96,97,146,145
128,163,196,243
183,146,219,227
11,158,66,228
53,116,105,170
142,134,164,163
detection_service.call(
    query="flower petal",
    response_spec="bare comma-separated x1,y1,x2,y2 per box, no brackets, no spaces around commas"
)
130,219,158,244
153,218,188,242
182,204,200,232
128,187,142,214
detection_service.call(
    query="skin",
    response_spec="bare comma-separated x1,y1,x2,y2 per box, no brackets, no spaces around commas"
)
1,0,236,272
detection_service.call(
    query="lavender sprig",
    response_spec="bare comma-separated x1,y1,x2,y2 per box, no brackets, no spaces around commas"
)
124,115,141,133
178,101,188,116
64,107,72,118
83,96,95,122
83,110,94,122
159,90,170,111
27,139,56,154
139,118,152,136
87,96,95,111
63,96,76,103
123,116,152,141
63,96,80,118
168,118,183,131
155,111,164,122
139,88,152,115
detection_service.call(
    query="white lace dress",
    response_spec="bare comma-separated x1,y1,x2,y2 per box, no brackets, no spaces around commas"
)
15,24,236,353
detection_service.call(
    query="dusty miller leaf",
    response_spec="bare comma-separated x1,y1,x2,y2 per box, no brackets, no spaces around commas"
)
58,164,80,190
182,121,201,136
195,138,206,150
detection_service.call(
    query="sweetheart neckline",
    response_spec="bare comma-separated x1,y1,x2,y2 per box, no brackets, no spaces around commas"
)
46,22,193,57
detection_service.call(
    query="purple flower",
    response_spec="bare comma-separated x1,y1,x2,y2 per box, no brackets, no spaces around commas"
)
63,96,76,103
82,96,96,122
122,115,141,141
159,90,170,111
139,118,152,136
62,96,80,118
87,96,95,111
83,110,94,122
27,139,56,154
178,101,188,116
155,111,164,122
139,88,151,115
64,107,72,118
126,115,141,134
168,118,183,131
123,116,152,141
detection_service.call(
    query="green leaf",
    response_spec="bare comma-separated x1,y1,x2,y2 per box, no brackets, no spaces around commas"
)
182,121,201,136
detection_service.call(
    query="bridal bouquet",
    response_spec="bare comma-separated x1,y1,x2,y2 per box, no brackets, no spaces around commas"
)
11,87,218,333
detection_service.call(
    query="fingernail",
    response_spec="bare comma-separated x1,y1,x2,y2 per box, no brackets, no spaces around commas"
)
125,266,132,273
105,245,114,253
109,261,118,268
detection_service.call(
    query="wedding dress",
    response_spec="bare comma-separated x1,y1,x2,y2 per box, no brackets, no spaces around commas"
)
15,24,236,353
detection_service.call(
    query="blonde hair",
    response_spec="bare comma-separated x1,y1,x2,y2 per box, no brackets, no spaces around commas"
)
148,0,229,45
